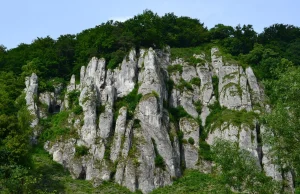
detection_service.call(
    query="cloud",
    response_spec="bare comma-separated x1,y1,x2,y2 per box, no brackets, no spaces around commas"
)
109,16,132,22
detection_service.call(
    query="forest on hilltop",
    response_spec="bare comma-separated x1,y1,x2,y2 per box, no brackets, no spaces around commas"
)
1,10,300,193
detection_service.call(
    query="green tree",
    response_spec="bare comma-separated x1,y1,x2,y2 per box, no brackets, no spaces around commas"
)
263,67,300,180
212,139,279,193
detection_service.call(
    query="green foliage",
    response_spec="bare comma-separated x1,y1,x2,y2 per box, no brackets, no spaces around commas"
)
205,102,258,131
133,119,141,128
73,105,83,115
263,67,300,186
30,145,137,193
190,77,201,86
167,64,183,74
169,106,191,123
151,91,159,99
177,78,193,91
199,140,212,161
151,138,165,169
188,137,195,145
68,90,80,108
151,170,232,194
75,145,89,157
212,140,280,193
114,84,142,120
193,101,202,114
39,111,77,142
211,75,219,100
170,45,212,61
0,164,40,193
107,49,126,70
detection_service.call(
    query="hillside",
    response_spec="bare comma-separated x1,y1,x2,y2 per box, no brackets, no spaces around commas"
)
1,10,300,194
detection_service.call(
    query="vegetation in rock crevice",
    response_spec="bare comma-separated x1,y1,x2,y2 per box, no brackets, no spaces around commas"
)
205,102,258,132
151,138,166,170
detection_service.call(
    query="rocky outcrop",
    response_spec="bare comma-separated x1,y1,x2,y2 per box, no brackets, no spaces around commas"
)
179,117,199,169
114,49,138,97
26,46,294,193
25,73,39,127
218,65,252,111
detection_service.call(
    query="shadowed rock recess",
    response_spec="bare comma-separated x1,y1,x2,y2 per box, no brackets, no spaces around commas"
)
25,47,294,193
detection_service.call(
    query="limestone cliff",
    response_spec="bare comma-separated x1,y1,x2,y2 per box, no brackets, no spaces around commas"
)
25,47,294,193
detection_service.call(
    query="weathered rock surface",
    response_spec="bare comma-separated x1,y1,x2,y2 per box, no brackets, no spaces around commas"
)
25,46,294,193
179,118,199,169
25,73,39,127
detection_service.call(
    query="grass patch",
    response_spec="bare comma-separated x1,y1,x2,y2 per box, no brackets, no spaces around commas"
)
194,101,202,114
199,140,212,161
171,45,213,62
151,170,232,194
75,145,89,157
68,90,80,109
73,105,83,115
39,111,78,142
168,106,192,123
31,145,136,193
114,84,142,121
167,64,183,74
176,78,193,91
205,102,258,131
151,138,166,170
190,77,201,86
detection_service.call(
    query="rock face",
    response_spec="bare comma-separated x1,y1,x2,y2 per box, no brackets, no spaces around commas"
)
25,73,39,127
26,47,294,193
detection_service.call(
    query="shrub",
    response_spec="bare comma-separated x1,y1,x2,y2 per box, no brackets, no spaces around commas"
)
212,76,219,100
114,84,142,120
167,64,183,74
169,106,191,123
39,111,72,142
68,90,80,108
75,145,89,157
188,137,195,145
155,155,165,168
205,102,258,131
194,101,202,114
151,138,165,169
190,77,201,86
212,140,280,193
133,119,141,128
199,140,212,161
73,105,83,115
177,78,193,91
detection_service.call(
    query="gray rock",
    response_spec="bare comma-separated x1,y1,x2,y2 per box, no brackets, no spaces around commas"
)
98,105,113,139
114,49,138,97
211,47,223,76
110,107,127,162
179,118,199,169
245,67,263,106
138,48,167,101
25,73,39,128
181,90,198,118
79,77,97,145
182,65,197,82
218,65,252,111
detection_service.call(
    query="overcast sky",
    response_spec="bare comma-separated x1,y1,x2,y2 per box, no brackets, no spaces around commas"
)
0,0,299,49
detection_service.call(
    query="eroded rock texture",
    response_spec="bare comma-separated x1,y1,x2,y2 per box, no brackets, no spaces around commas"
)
26,47,294,193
